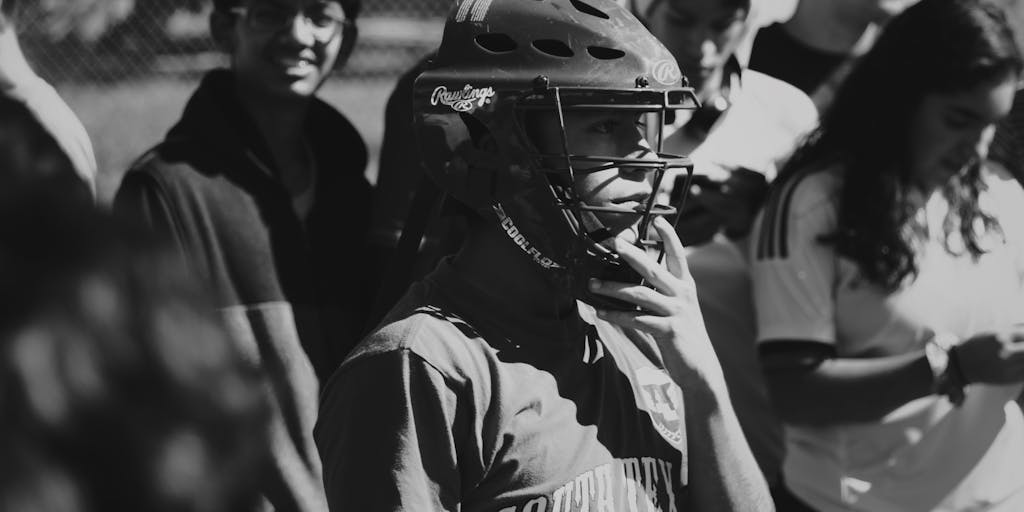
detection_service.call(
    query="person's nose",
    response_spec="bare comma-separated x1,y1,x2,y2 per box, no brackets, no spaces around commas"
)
619,124,655,160
285,13,318,46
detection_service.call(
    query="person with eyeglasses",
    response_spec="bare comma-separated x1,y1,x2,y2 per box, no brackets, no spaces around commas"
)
113,0,373,510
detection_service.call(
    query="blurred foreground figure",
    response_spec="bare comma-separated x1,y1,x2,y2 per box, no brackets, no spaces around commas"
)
0,94,90,204
0,189,272,512
752,0,1024,510
0,9,97,195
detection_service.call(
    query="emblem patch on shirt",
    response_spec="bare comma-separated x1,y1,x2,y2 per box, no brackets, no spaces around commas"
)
635,366,684,449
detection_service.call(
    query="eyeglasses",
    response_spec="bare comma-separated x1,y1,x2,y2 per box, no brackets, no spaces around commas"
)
231,3,350,41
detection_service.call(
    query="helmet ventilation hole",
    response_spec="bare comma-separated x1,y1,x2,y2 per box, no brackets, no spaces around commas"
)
587,46,625,60
570,0,609,19
475,33,518,53
532,39,574,58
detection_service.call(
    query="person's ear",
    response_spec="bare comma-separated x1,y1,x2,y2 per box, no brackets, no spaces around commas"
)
209,9,238,53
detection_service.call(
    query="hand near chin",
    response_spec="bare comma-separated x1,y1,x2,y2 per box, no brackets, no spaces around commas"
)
591,216,725,386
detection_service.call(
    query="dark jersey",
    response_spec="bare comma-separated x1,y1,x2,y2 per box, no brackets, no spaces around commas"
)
316,260,690,511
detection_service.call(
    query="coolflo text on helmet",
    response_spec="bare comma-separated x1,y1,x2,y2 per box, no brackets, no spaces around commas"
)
413,0,699,310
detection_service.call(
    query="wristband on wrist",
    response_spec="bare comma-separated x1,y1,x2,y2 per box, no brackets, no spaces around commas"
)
926,332,966,406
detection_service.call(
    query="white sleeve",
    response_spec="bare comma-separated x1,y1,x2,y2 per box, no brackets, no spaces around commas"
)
750,174,838,345
8,76,98,198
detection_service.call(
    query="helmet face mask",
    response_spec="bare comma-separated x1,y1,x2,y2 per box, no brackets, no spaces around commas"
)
414,0,699,310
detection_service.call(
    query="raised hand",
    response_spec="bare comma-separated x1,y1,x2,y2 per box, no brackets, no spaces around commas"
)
590,216,724,385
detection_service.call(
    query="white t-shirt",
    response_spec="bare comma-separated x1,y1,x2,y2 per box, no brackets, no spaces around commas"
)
750,164,1024,512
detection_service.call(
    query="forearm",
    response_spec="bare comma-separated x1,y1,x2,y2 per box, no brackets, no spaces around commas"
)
656,338,773,510
766,350,934,426
679,374,774,511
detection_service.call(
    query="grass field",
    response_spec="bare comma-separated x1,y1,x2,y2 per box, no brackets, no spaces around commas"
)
57,75,400,204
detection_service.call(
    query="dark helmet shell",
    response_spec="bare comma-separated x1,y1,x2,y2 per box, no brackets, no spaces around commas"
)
412,0,698,309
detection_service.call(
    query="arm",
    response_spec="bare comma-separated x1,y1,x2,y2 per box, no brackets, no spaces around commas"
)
752,170,1024,426
314,350,464,512
0,14,98,195
760,342,933,425
592,216,773,511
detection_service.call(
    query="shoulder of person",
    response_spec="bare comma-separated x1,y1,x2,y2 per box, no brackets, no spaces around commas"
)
769,165,842,222
739,69,818,132
118,134,246,208
342,303,497,385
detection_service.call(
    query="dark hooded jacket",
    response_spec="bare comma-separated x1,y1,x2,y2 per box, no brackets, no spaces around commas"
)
114,69,374,511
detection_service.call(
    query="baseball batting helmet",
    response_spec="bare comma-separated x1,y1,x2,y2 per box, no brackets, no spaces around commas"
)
413,0,699,310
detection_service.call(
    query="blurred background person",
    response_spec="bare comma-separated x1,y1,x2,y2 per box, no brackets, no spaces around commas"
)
990,0,1024,185
0,4,97,197
751,0,1024,510
749,0,921,111
112,0,373,509
0,192,273,512
633,0,818,492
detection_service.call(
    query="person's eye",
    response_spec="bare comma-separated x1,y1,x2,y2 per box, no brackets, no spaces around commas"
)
307,11,337,28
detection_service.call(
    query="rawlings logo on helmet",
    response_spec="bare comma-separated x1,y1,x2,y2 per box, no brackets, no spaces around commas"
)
430,84,496,112
651,60,682,86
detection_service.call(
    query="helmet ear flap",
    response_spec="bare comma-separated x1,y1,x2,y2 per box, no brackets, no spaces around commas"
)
414,110,501,210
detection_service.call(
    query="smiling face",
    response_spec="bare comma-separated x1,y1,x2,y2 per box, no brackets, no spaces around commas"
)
223,0,346,101
641,0,747,96
906,73,1017,191
528,110,660,244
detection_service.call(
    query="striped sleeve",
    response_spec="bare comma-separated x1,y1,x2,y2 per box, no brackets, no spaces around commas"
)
750,171,839,345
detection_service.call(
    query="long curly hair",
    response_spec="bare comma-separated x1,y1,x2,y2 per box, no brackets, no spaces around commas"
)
774,0,1022,291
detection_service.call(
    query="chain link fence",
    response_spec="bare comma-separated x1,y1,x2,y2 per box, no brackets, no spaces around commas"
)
7,0,450,201
11,0,448,83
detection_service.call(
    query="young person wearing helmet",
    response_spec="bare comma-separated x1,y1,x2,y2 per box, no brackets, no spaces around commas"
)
314,0,772,510
112,0,373,509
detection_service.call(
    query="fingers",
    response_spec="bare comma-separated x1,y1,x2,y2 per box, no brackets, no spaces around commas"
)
612,237,677,295
589,278,675,315
596,308,673,334
653,216,688,280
